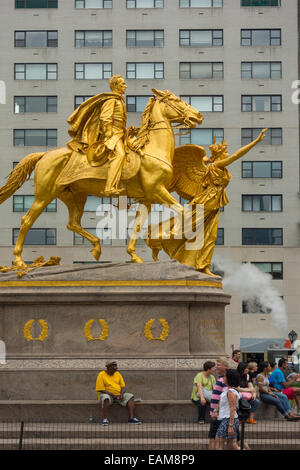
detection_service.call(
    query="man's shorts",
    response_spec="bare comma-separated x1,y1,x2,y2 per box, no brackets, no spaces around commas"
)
208,419,222,439
99,392,134,408
282,388,295,400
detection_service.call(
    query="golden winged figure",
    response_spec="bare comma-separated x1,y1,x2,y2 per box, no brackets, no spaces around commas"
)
147,129,268,277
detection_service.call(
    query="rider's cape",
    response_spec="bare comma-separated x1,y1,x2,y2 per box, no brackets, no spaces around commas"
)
66,92,124,154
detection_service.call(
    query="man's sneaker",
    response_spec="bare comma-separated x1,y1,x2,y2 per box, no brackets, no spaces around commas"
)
102,418,109,426
128,417,141,425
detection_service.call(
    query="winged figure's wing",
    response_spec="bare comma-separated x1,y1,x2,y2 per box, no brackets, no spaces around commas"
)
168,144,207,201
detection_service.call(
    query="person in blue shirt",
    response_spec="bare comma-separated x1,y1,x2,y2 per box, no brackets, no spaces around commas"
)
270,358,300,412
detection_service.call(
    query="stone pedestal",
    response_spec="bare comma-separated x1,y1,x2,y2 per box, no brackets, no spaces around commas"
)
0,261,230,418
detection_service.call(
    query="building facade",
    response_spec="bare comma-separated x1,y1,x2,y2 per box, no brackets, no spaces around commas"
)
0,0,299,356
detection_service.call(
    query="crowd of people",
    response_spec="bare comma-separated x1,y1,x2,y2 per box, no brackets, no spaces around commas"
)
94,354,300,451
191,354,300,450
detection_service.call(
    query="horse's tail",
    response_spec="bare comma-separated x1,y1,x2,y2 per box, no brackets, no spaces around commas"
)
0,152,45,204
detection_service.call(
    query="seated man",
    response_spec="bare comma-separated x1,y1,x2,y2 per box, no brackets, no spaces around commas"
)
270,358,300,413
96,360,141,426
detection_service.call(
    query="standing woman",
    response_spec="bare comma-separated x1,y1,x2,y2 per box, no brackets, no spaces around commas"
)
214,369,241,451
237,363,260,424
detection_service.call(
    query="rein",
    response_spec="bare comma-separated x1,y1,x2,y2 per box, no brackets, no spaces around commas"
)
137,96,196,168
147,120,191,136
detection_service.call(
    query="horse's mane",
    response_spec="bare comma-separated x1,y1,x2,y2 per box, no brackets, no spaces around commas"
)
134,97,156,149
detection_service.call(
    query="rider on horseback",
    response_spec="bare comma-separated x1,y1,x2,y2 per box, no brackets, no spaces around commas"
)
67,74,129,196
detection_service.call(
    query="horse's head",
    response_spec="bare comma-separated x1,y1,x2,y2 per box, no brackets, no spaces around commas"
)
152,88,203,128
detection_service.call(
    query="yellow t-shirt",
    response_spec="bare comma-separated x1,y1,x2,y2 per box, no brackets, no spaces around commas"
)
96,371,126,399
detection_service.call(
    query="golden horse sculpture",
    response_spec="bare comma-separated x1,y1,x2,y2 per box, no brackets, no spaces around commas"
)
0,88,203,272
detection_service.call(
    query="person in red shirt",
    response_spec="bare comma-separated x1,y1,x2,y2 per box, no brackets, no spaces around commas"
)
232,350,241,364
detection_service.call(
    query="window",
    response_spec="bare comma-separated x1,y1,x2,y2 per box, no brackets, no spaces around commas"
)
74,95,94,109
180,128,224,146
241,95,282,112
127,0,163,7
180,0,223,7
242,228,283,245
75,31,112,48
73,228,112,245
180,30,223,47
15,31,58,48
241,0,280,6
13,228,56,245
216,228,224,245
84,196,110,211
14,96,57,113
241,62,281,79
14,63,58,80
126,63,164,79
126,96,152,112
251,262,283,280
181,95,223,112
75,63,112,80
75,0,112,8
242,299,272,314
242,161,282,178
126,30,164,47
242,195,282,212
14,129,57,146
241,29,281,46
13,195,57,212
241,128,282,146
180,62,223,80
16,0,58,7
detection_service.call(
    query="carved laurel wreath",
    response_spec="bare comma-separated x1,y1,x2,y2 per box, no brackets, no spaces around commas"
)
144,318,169,341
84,319,109,341
24,319,48,342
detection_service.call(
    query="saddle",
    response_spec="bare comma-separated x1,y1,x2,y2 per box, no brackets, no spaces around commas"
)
56,148,141,187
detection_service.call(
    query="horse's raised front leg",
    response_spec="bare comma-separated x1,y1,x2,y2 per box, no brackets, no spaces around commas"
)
127,202,151,263
13,196,53,268
148,185,184,237
59,190,101,260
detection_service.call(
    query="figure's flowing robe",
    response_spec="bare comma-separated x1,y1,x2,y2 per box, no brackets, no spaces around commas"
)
147,164,232,271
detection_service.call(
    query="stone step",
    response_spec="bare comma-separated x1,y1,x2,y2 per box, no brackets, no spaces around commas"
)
0,399,285,422
1,438,300,451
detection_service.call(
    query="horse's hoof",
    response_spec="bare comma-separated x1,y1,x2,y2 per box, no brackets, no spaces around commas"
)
13,258,27,269
131,255,144,263
91,247,101,261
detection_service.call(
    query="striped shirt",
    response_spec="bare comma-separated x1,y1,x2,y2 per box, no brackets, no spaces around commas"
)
210,376,228,415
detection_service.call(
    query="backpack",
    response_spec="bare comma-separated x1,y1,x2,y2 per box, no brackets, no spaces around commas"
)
227,389,251,420
238,396,251,420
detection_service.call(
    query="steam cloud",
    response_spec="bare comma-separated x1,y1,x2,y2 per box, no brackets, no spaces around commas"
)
213,256,288,334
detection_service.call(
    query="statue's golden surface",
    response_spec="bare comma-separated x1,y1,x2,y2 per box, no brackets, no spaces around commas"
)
0,75,266,276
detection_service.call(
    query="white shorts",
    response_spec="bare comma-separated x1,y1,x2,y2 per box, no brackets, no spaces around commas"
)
99,392,134,408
